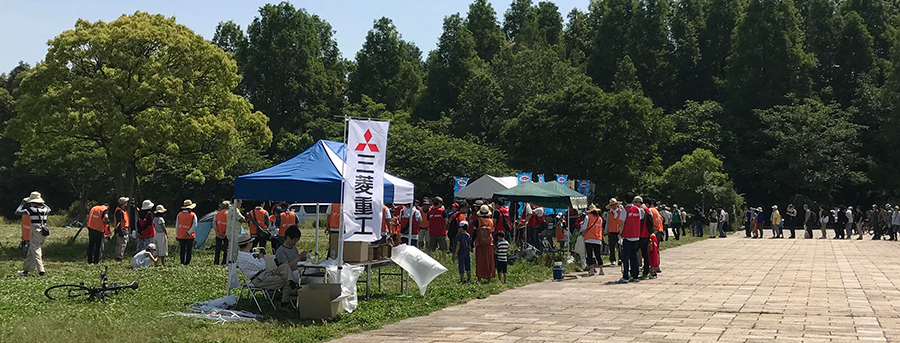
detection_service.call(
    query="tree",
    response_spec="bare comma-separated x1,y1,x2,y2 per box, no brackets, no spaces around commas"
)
466,0,506,62
415,14,481,122
212,20,247,56
503,0,534,42
238,2,347,152
588,0,634,90
491,45,591,113
563,8,592,70
755,98,866,203
627,0,676,110
502,82,669,196
659,148,743,213
613,55,642,93
672,0,708,104
349,17,424,112
698,0,742,101
534,1,563,46
666,100,724,163
7,12,272,197
840,0,898,61
452,68,504,143
833,11,875,107
796,0,840,97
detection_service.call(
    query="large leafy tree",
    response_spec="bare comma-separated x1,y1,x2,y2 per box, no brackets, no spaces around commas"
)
415,14,481,122
796,0,840,97
212,20,247,56
533,1,564,47
839,0,897,61
502,82,668,196
698,0,742,102
503,0,534,42
349,17,424,112
238,2,347,151
672,0,709,105
666,100,724,164
563,8,592,70
466,0,506,62
6,12,272,197
833,11,875,107
587,0,634,90
658,148,743,212
627,0,676,110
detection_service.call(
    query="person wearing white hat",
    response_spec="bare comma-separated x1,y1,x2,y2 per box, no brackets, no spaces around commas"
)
152,205,169,266
16,191,51,276
113,197,132,261
176,199,198,265
770,205,782,239
131,243,158,269
134,200,156,253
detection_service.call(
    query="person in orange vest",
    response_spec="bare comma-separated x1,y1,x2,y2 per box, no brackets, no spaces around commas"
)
246,203,271,251
581,204,605,276
18,213,30,257
379,204,393,244
113,197,131,262
272,203,299,253
176,199,198,265
418,199,431,250
605,198,625,265
86,202,110,264
648,201,665,245
214,201,231,265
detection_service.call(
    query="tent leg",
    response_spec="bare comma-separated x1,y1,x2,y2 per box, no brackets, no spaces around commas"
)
315,203,320,263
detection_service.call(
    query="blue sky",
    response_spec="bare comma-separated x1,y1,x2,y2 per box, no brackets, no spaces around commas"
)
1,0,588,73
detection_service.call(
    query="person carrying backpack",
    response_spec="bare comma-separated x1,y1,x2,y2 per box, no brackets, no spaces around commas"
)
474,205,496,283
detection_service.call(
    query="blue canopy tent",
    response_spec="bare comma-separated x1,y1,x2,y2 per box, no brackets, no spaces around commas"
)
234,140,414,203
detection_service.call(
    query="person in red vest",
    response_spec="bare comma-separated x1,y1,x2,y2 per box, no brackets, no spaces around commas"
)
214,201,230,265
616,196,645,284
492,199,511,244
581,205,605,276
176,199,198,265
400,203,422,246
86,203,109,264
526,204,546,251
135,200,156,253
427,197,449,252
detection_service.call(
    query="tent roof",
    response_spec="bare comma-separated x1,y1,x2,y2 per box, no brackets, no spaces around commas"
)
494,182,588,210
234,140,414,204
454,175,517,199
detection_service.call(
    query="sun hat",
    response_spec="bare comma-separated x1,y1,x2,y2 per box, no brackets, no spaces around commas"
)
147,243,157,251
154,205,167,213
433,196,443,204
237,234,253,246
606,198,622,209
141,200,154,211
24,191,45,204
181,199,197,209
587,204,602,214
772,205,778,209
422,198,431,205
118,197,130,205
478,205,492,217
633,196,643,203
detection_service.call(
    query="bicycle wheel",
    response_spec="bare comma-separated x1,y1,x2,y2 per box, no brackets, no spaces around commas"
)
45,284,94,300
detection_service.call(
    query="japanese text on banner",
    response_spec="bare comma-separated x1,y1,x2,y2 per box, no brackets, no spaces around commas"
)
342,119,389,242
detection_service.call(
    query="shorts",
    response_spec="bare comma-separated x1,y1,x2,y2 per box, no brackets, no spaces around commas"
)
418,230,429,244
457,255,471,274
428,235,448,252
496,260,508,274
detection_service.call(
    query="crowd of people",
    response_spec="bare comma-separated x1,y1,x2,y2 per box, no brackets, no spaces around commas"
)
739,203,900,240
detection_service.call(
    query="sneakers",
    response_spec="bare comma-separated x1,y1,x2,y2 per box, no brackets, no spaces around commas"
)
629,278,639,283
597,268,604,276
16,270,27,277
587,270,596,277
639,274,651,280
615,278,629,284
649,274,658,279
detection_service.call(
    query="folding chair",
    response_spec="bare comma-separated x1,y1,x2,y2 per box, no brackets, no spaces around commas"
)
235,266,279,312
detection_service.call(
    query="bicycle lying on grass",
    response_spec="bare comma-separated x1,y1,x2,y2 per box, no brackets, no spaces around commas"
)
45,266,138,301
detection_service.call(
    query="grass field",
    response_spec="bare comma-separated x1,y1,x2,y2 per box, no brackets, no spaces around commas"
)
0,219,704,343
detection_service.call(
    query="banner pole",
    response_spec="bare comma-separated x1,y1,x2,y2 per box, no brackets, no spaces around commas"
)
336,117,348,283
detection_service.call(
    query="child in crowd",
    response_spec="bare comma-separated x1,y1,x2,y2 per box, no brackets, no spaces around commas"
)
495,231,509,283
454,221,472,284
648,231,660,279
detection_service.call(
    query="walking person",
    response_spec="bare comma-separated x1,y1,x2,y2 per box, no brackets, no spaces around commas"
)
16,192,50,276
152,205,169,266
86,202,109,264
785,205,797,239
605,198,625,264
113,197,131,261
770,206,782,238
582,205,605,276
473,205,496,283
616,196,645,284
135,200,155,253
176,199,198,265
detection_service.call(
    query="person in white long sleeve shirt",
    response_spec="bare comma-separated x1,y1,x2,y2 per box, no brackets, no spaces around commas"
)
845,207,855,239
16,192,50,276
235,234,297,309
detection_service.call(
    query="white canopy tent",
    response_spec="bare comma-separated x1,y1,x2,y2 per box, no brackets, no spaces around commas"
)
454,175,517,199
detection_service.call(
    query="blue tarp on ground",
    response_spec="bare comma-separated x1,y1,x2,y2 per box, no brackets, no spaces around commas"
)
234,140,414,204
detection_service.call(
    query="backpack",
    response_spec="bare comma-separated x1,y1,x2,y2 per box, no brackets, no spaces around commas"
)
476,218,493,246
448,213,460,234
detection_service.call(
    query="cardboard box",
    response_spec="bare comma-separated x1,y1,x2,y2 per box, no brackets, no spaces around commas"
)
297,283,348,320
369,246,378,260
343,241,369,262
379,244,391,260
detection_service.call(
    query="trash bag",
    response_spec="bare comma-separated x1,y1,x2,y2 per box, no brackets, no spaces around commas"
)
573,235,586,255
390,244,447,296
324,263,365,313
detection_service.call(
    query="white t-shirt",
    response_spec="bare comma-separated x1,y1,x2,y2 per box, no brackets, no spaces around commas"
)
131,250,153,269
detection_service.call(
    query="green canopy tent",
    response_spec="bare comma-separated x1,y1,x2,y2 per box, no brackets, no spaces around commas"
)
494,182,589,211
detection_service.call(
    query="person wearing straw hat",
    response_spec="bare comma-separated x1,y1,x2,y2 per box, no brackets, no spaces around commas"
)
473,205,496,283
16,192,51,276
176,199,199,265
135,200,156,253
605,198,625,265
152,205,169,266
581,204,605,276
236,234,298,310
113,197,132,261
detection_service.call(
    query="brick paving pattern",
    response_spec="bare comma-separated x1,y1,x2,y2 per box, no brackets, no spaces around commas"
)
333,236,900,342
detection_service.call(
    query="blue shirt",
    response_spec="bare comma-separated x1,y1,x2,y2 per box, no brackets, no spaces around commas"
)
456,232,471,259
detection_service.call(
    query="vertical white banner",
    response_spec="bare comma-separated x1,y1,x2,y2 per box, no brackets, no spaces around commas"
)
342,119,389,242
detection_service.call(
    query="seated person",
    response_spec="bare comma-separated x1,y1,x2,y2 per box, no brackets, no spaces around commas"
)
236,234,298,310
131,243,159,269
274,225,309,282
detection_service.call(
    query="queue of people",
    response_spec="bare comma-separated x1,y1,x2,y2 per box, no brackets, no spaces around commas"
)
740,203,900,241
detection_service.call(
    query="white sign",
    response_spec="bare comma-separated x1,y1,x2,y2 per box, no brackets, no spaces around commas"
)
342,119,389,242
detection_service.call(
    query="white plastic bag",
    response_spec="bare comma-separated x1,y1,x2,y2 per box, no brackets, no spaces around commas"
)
325,263,365,313
390,244,447,296
574,235,586,255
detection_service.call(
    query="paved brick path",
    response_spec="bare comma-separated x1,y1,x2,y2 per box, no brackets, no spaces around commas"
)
334,236,900,342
